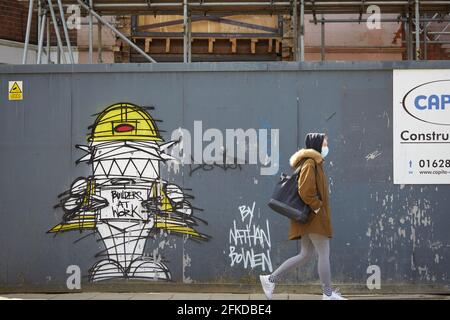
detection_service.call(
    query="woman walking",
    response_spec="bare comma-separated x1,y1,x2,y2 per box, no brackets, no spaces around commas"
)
260,133,346,300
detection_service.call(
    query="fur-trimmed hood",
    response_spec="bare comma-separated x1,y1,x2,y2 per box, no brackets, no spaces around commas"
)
289,148,323,169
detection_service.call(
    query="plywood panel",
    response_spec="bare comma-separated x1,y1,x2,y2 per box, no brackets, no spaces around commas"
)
138,15,278,34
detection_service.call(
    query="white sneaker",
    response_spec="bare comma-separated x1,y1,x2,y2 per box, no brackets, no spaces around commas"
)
259,275,275,300
322,289,348,300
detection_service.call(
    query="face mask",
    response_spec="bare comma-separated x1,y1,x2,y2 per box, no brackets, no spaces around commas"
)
321,146,329,158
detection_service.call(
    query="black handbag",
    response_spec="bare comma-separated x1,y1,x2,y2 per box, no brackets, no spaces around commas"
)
267,158,320,223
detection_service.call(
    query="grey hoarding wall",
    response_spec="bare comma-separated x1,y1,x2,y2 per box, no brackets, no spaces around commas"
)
0,61,449,290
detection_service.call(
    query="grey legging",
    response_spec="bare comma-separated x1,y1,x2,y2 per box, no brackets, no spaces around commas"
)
271,233,331,290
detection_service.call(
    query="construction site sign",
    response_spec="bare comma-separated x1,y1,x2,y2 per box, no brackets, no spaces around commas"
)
8,81,23,101
393,69,450,184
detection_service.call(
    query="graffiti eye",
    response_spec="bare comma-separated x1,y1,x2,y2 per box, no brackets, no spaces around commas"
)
114,124,135,133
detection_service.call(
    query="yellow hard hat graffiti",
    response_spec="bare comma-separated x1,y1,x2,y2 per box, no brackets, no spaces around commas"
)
88,102,162,142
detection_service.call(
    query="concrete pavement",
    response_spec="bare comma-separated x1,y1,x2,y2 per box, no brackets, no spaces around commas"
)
0,292,449,300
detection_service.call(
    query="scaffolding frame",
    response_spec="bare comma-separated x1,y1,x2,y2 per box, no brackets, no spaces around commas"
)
20,0,450,63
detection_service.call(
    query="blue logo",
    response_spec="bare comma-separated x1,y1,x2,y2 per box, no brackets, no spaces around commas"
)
402,79,450,125
414,94,450,110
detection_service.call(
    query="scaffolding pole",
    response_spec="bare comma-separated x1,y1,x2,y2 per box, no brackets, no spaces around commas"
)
37,0,41,63
63,1,450,12
76,0,157,63
310,18,450,23
188,14,192,63
415,0,420,60
19,1,450,16
427,31,450,35
292,0,298,60
423,13,428,59
404,40,450,44
47,0,67,63
57,0,75,63
22,0,35,64
37,0,41,39
46,15,50,63
321,13,325,61
404,13,411,60
408,11,414,60
98,22,103,63
89,0,94,63
299,0,305,61
37,9,47,64
183,0,189,63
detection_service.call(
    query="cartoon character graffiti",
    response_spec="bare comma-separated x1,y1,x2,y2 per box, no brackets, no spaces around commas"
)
48,102,209,282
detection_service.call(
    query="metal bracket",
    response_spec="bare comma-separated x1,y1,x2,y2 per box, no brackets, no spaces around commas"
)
358,0,365,24
312,0,317,25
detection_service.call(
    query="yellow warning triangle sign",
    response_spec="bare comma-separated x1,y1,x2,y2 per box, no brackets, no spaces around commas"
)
8,81,23,101
9,82,22,93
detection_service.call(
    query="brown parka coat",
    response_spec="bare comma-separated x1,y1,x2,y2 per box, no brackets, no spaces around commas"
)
288,148,333,240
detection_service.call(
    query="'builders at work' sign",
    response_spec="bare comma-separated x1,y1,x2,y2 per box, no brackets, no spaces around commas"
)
393,69,450,184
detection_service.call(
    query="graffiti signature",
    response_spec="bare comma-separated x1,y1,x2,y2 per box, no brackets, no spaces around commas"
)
188,153,244,176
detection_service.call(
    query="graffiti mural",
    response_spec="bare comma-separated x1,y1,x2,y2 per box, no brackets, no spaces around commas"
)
48,102,209,282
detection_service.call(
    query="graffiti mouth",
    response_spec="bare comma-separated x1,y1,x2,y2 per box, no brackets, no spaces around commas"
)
110,178,136,185
114,123,135,132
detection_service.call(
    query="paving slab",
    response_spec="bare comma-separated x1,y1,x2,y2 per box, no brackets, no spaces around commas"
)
89,293,136,300
0,293,59,300
209,293,250,300
170,293,213,300
348,294,450,300
50,293,101,300
288,294,322,300
0,292,448,300
0,296,23,300
248,293,289,300
130,293,174,300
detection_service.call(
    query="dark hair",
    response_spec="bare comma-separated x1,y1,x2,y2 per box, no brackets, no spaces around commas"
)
305,133,326,153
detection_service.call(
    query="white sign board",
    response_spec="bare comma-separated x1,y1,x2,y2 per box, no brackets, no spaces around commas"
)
393,69,450,184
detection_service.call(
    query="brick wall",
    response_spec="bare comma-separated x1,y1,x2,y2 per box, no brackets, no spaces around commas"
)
424,43,450,60
0,0,38,44
0,1,77,46
401,42,450,60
